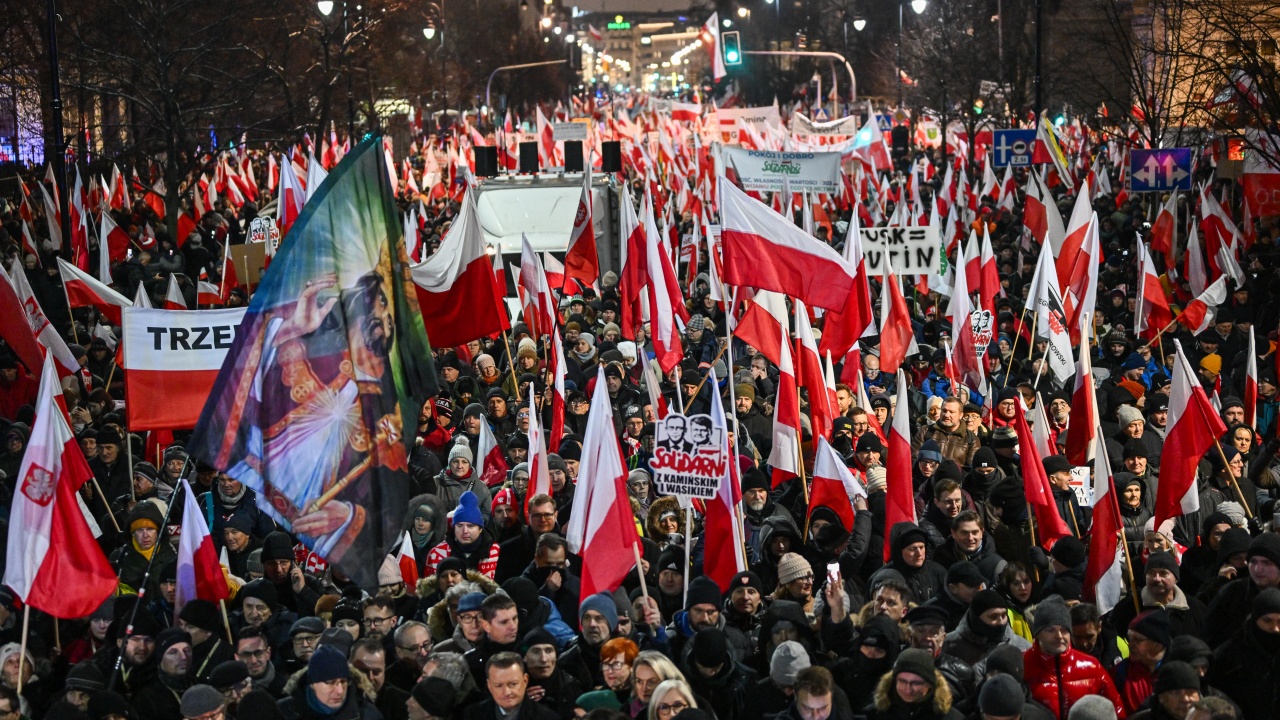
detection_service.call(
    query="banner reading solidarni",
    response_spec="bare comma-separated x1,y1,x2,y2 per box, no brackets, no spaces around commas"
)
122,307,247,431
721,147,842,193
651,414,726,499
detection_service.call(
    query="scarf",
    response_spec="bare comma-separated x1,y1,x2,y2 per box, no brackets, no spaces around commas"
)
132,539,157,561
218,483,248,506
305,686,343,716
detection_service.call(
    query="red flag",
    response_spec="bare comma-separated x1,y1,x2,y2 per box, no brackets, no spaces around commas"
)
175,478,231,615
878,259,917,376
58,258,131,325
818,214,875,360
734,291,788,367
563,167,599,291
564,366,641,599
811,436,865,533
2,354,116,618
644,196,688,373
164,274,187,310
884,370,915,561
1083,434,1125,612
768,336,802,487
795,299,834,442
1135,242,1174,340
99,210,132,263
476,419,510,488
394,531,420,586
411,191,510,347
525,393,552,519
1013,402,1072,548
1178,276,1228,333
1065,316,1098,467
1150,191,1177,255
1155,342,1228,529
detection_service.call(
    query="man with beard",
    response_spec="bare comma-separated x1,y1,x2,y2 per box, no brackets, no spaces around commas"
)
352,638,410,720
235,627,286,696
735,384,772,456
561,592,618,689
96,598,163,699
486,488,522,544
741,468,790,564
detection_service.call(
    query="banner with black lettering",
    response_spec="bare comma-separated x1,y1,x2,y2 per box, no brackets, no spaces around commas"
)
721,147,842,193
122,307,247,430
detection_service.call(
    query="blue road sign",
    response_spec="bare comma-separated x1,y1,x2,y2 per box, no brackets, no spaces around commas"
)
1130,148,1193,192
876,114,893,132
992,129,1036,168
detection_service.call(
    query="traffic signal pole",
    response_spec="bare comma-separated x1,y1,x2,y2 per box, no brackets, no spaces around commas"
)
742,50,857,105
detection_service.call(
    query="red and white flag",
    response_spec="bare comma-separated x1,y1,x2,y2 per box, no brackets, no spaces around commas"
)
878,257,917,376
948,249,986,398
644,196,688,372
1023,169,1065,252
1246,329,1258,432
3,354,116,618
1013,401,1072,547
1135,241,1174,340
811,436,866,534
700,13,726,80
563,167,599,290
794,299,834,442
703,365,747,591
1149,190,1177,255
1065,313,1098,467
412,190,510,347
734,291,788,367
475,419,510,488
5,261,81,378
58,258,131,326
564,366,641,599
164,274,187,310
884,370,916,561
617,189,648,337
196,281,222,306
768,334,802,487
394,531,420,586
720,181,856,312
99,210,132,267
1024,238,1073,382
518,236,558,338
525,392,552,518
175,477,231,616
818,213,875,361
122,307,247,430
547,327,568,452
277,154,306,238
1083,434,1125,613
1154,341,1228,529
1177,276,1228,334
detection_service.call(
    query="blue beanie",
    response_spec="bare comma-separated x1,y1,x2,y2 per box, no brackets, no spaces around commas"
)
453,491,483,527
579,592,618,629
307,645,348,684
457,592,486,614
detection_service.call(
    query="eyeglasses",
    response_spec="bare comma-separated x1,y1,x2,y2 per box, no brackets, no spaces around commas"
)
237,649,267,660
457,613,483,625
363,616,395,626
656,702,688,717
398,641,433,653
895,677,931,691
529,512,556,521
602,660,628,671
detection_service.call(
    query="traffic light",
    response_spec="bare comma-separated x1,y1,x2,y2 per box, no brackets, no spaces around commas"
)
722,30,742,66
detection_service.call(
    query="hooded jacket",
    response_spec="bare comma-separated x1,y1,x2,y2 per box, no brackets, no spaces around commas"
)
276,665,381,720
886,524,948,605
1022,643,1126,720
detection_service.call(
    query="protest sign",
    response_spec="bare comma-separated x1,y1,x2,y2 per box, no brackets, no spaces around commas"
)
859,226,942,276
721,147,841,193
651,414,727,499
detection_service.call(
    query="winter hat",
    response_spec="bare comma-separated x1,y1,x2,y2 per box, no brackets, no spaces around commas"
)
448,440,474,465
412,677,457,718
946,561,986,588
519,627,558,654
492,488,516,513
740,467,769,493
1248,533,1280,568
178,599,220,633
579,592,618,629
90,598,116,623
1216,501,1248,527
89,692,133,720
208,661,249,691
318,627,353,658
856,433,884,454
453,491,483,527
691,627,729,667
179,685,224,719
1166,636,1212,668
132,462,159,484
239,579,278,608
224,513,254,536
1067,695,1119,720
1200,354,1222,375
436,556,467,578
1128,609,1172,648
686,577,722,610
978,674,1024,716
776,552,813,585
985,644,1024,679
377,555,401,585
501,577,541,618
290,617,325,638
65,661,105,692
517,338,538,360
1154,661,1201,694
865,466,887,493
917,439,943,464
1252,587,1280,618
972,447,999,470
246,548,263,576
893,648,936,681
1031,597,1072,635
1144,550,1180,581
457,592,485,615
1051,536,1087,568
1042,455,1072,476
306,645,349,684
1122,440,1148,459
260,531,294,562
969,589,1008,618
769,641,810,687
727,571,764,597
575,690,623,713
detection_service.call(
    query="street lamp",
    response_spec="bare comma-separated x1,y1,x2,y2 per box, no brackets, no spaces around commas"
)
540,16,551,27
737,6,748,17
423,26,436,39
317,0,334,15
853,17,866,31
911,0,927,14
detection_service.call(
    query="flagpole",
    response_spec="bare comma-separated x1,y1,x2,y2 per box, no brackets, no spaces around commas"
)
91,477,122,533
16,606,29,695
219,599,235,644
683,506,692,608
631,541,655,637
501,330,522,403
1025,501,1040,582
65,292,80,344
682,342,729,414
1113,480,1143,616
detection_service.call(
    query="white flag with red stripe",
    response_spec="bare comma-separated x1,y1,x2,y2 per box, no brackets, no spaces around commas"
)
811,436,866,533
525,392,552,519
1246,329,1258,432
58,258,131,325
884,370,916,561
175,477,231,616
1154,342,1227,528
563,166,599,290
1177,276,1228,333
476,419,510,488
767,334,802,487
164,274,187,309
4,260,81,378
1084,434,1124,613
395,531,420,586
702,364,746,590
3,354,116,617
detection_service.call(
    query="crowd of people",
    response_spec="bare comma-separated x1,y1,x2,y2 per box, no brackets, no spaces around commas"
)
0,124,1276,720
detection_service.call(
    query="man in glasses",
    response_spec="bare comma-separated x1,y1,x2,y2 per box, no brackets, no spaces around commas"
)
235,627,286,696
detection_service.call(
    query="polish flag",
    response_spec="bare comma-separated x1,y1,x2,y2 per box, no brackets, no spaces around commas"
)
878,257,918,376
644,196,688,373
700,13,726,80
884,370,916,561
702,365,747,591
811,436,866,533
734,290,788,367
412,190,510,347
853,367,888,445
1177,276,1228,334
394,531,420,586
276,154,305,239
69,170,90,271
852,109,892,172
794,299,834,442
768,335,802,487
1184,222,1208,296
1024,239,1073,383
547,327,568,451
475,417,510,488
1199,186,1237,276
719,181,856,312
1013,401,1072,547
1135,241,1174,340
175,478,231,616
617,189,648,337
1246,329,1258,432
20,221,40,266
536,106,556,167
1023,168,1065,253
818,213,875,361
525,392,552,519
1154,342,1228,529
197,281,222,306
134,284,153,309
1149,190,1178,255
564,366,642,599
3,354,116,618
542,252,567,297
4,261,80,378
164,274,187,310
563,166,599,291
978,225,1001,312
37,183,61,250
948,248,986,398
1084,434,1125,612
58,258,131,325
99,210,132,265
518,236,558,338
1065,314,1098,467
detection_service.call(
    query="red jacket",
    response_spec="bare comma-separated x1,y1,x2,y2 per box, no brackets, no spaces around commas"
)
1023,644,1127,719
